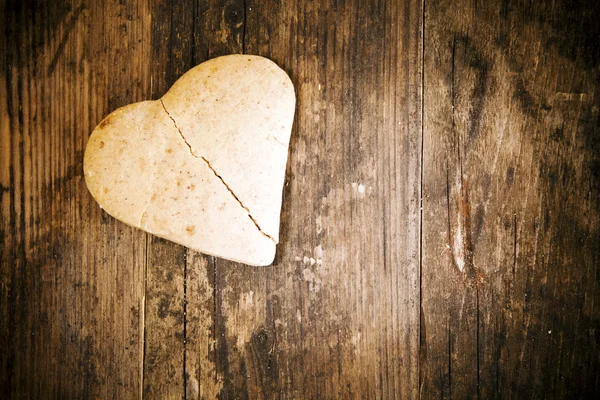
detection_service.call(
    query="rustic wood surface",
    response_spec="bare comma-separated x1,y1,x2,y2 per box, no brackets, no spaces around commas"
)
1,0,599,398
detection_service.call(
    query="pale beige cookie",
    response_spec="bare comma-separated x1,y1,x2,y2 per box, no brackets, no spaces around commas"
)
84,55,295,266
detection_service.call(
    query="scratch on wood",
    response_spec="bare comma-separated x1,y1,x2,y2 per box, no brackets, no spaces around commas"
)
453,180,475,277
446,165,477,279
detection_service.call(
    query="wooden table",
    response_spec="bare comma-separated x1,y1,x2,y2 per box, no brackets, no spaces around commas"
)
2,0,599,398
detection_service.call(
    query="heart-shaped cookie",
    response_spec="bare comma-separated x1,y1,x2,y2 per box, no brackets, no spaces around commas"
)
84,55,295,266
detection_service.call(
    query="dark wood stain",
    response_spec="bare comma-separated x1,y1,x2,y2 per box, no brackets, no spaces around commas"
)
2,0,600,398
454,35,490,143
47,4,85,76
513,77,538,118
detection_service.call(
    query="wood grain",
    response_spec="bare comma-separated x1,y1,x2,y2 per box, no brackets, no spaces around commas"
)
421,0,600,398
1,0,599,398
200,0,422,398
0,0,151,397
141,0,196,398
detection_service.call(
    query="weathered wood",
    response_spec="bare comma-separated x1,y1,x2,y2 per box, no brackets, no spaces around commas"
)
2,0,600,398
202,0,423,398
183,1,247,399
150,0,423,398
143,236,186,399
0,0,151,397
421,0,600,398
141,0,197,398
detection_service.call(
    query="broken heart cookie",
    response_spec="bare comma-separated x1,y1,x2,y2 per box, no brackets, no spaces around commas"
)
84,55,295,266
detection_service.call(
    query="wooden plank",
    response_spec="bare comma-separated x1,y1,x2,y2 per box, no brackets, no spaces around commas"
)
421,0,600,397
0,0,152,397
141,0,197,398
0,0,10,392
143,236,186,399
184,1,247,398
141,1,250,398
182,0,423,398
